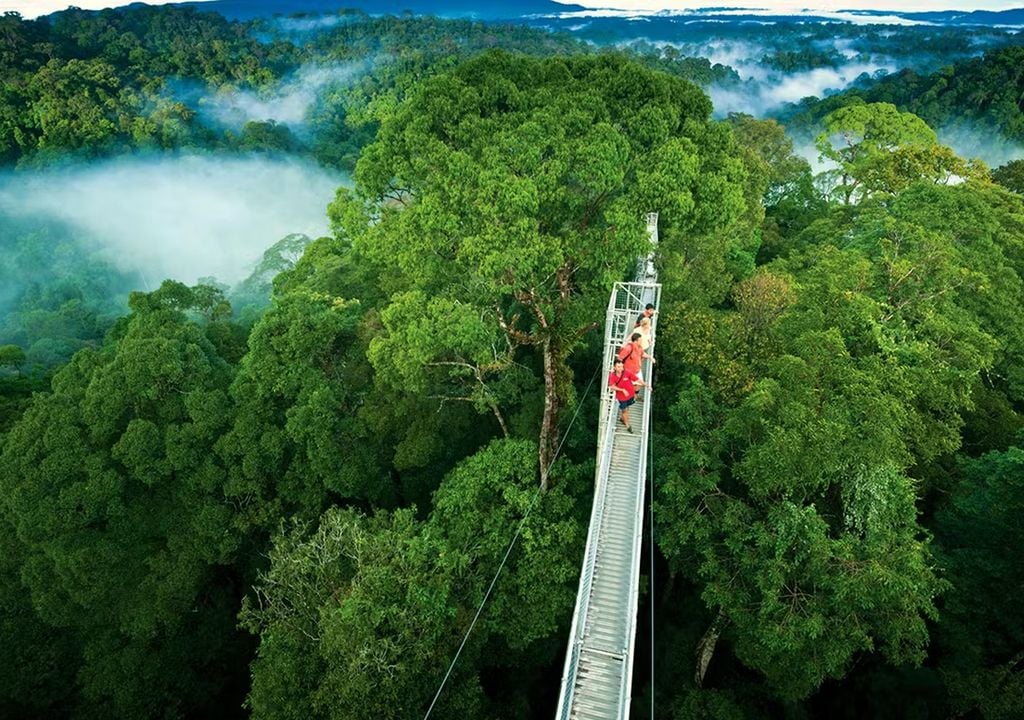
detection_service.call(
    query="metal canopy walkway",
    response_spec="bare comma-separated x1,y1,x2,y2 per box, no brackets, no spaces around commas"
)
555,214,661,720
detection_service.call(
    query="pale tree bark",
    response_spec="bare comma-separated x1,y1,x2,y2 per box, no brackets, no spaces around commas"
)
426,355,513,439
500,262,595,492
538,335,561,492
695,608,726,687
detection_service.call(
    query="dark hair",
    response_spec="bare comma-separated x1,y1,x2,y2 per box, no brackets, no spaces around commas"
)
645,303,655,310
631,332,642,341
613,358,624,366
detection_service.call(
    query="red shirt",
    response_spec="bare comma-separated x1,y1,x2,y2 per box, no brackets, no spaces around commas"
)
617,341,643,375
608,369,639,402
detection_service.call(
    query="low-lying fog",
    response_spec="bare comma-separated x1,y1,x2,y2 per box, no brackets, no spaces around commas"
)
181,61,369,130
0,154,348,286
937,124,1024,169
630,38,897,116
707,63,893,116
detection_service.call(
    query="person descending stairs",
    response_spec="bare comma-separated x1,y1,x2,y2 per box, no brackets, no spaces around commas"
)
557,212,661,720
608,358,646,434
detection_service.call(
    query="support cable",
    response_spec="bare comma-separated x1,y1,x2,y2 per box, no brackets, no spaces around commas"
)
423,363,602,720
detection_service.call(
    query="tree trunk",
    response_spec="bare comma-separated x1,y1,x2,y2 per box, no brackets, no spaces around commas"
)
538,336,562,492
695,608,726,687
489,399,511,439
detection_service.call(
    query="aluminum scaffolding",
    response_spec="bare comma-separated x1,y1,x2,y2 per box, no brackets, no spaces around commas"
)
555,213,660,720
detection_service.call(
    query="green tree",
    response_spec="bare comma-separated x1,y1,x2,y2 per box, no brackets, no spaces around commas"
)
815,102,985,204
427,438,584,653
262,233,483,509
0,344,25,374
934,446,1024,719
242,438,584,719
659,372,946,699
230,233,313,322
25,58,133,153
725,113,827,259
992,158,1024,195
332,51,744,488
0,521,79,719
236,120,299,153
219,288,392,531
0,281,243,717
241,506,479,720
726,113,813,209
0,217,140,369
654,180,1023,700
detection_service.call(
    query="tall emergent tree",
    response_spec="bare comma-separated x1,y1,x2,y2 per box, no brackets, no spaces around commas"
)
330,51,745,488
815,102,986,204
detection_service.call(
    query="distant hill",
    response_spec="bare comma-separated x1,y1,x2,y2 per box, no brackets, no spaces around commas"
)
776,44,1024,143
896,8,1024,26
173,0,586,21
165,2,1024,27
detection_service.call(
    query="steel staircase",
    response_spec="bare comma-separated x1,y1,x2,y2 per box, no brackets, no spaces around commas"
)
555,214,661,720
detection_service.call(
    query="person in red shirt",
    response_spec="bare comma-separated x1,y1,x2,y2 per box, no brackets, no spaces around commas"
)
617,332,655,382
609,357,646,433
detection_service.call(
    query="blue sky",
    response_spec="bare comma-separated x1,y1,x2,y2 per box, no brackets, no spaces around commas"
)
2,0,1021,19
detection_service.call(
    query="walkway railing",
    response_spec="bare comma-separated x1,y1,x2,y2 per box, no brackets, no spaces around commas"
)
555,214,660,720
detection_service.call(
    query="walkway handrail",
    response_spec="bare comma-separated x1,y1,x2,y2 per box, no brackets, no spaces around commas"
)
555,384,620,720
618,296,657,717
555,212,661,720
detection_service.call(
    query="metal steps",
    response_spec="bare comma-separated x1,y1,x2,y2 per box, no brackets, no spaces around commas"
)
555,237,661,720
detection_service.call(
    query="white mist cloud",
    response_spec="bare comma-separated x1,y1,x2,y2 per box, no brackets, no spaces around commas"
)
547,6,937,24
830,37,860,59
200,63,367,129
790,136,831,175
273,14,359,33
684,40,763,79
636,37,893,85
937,124,1024,168
0,155,348,286
551,2,1021,13
707,60,896,116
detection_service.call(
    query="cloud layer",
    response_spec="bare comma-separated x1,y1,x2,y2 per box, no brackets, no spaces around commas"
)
0,154,348,286
196,63,367,129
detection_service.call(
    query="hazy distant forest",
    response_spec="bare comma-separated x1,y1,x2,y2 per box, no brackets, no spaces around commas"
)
1,4,1024,719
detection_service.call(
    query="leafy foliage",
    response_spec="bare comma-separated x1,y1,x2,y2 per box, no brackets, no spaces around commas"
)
814,102,986,204
933,446,1024,719
2,7,1024,719
218,288,389,531
0,281,245,717
334,51,745,483
655,176,1024,701
993,158,1024,195
242,439,585,720
0,216,136,368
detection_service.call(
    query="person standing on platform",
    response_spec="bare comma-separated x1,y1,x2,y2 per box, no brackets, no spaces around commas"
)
635,303,656,328
617,332,655,383
609,357,645,433
635,316,652,351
